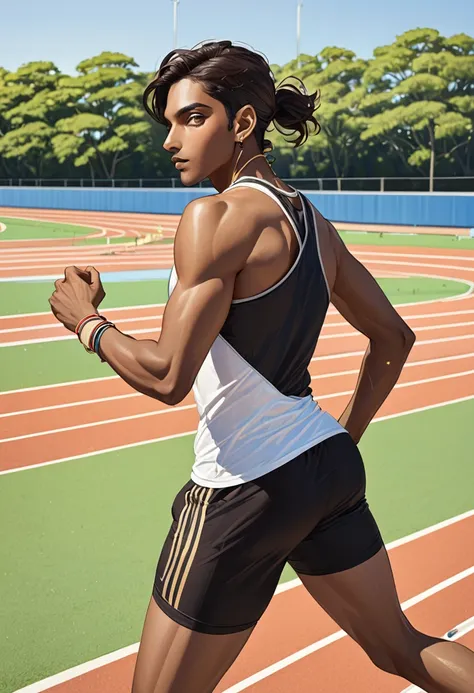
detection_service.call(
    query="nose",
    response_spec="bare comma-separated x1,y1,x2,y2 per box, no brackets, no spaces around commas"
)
162,128,180,154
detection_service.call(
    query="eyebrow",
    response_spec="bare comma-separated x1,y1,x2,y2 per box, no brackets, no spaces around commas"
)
164,102,212,125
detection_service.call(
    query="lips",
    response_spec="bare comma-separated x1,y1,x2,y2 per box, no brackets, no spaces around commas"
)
174,160,188,169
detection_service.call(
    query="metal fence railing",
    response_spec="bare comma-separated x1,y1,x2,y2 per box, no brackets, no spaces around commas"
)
0,176,473,193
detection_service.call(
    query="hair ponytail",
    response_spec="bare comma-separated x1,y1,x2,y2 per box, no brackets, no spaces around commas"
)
144,40,321,153
272,77,321,148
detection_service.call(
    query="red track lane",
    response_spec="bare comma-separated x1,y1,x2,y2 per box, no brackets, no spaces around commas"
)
2,337,472,415
0,208,181,245
3,226,474,692
1,255,473,280
3,304,473,346
242,578,474,693
0,305,166,331
3,372,474,471
27,512,474,693
1,352,471,440
1,295,473,330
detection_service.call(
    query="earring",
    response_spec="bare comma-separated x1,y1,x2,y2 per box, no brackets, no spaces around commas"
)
239,140,244,149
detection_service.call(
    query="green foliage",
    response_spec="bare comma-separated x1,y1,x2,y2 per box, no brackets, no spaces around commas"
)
0,28,473,181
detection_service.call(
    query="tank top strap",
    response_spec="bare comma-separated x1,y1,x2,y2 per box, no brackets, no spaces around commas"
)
228,176,306,245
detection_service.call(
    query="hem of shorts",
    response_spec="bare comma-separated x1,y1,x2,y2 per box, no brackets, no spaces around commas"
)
293,538,384,577
190,428,348,488
152,589,259,635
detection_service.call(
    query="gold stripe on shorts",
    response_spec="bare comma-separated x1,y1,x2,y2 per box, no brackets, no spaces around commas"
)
174,486,213,609
161,485,200,598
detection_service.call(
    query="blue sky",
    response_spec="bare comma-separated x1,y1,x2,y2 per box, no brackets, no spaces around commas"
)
2,0,473,74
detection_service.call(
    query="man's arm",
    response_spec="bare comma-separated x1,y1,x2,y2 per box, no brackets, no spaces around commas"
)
98,196,256,405
327,223,416,443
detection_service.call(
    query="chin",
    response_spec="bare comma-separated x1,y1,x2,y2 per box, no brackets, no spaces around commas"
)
180,170,207,188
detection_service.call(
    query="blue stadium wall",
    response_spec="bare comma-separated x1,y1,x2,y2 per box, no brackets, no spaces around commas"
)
0,187,473,227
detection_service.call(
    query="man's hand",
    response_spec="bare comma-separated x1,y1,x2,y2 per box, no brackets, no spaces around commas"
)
49,266,102,332
86,265,106,309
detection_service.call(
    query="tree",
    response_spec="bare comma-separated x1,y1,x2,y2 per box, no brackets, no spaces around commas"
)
0,61,65,177
360,29,473,190
52,52,153,179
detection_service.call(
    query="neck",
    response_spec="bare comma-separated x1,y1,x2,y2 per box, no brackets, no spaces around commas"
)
210,143,276,193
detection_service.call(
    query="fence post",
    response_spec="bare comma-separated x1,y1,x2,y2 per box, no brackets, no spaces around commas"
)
171,178,176,188
139,178,143,188
337,178,342,192
380,177,385,192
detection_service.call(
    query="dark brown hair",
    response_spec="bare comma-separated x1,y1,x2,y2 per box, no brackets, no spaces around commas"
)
143,40,321,152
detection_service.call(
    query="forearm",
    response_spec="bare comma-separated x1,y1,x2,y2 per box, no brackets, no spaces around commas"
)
338,333,415,444
98,327,175,403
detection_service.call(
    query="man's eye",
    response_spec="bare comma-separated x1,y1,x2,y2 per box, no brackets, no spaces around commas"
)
188,114,205,125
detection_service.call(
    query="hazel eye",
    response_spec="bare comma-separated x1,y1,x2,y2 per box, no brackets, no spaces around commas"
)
188,113,205,125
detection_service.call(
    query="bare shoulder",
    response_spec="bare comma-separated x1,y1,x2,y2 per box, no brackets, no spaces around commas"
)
174,192,260,280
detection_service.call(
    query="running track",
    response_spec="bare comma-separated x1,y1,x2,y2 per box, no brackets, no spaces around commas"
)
1,210,474,692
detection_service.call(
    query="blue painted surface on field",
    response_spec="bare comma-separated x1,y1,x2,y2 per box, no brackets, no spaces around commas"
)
4,269,172,283
1,187,474,227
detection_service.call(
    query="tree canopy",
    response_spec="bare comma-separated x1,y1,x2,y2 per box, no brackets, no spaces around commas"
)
1,28,472,186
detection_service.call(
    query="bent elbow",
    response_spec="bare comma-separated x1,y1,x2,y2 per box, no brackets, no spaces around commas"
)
153,378,188,406
403,325,416,351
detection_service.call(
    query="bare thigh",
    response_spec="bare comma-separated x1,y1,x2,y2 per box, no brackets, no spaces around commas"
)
131,597,254,693
297,546,417,665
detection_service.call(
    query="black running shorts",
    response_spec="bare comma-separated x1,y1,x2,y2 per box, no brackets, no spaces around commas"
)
152,432,383,634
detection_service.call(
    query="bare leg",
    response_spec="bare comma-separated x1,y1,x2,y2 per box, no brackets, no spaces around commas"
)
298,547,474,693
131,596,254,693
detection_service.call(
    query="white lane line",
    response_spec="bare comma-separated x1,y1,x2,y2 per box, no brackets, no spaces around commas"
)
0,404,195,444
0,258,175,271
400,616,474,692
11,512,474,693
3,320,474,348
1,292,473,322
221,568,474,693
2,341,474,397
400,309,474,320
360,258,474,274
3,314,474,338
0,214,105,235
2,369,474,444
0,303,166,320
312,368,474,400
1,393,474,477
0,313,164,335
0,374,120,396
0,392,143,418
357,251,474,263
3,352,472,419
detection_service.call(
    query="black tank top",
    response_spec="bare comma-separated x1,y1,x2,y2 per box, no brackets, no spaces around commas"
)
220,176,329,397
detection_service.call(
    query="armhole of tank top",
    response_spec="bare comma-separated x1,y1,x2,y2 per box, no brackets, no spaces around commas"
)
227,181,308,304
308,200,330,300
229,179,304,246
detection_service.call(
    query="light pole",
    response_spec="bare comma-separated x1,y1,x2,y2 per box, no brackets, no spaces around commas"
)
172,0,180,49
296,1,303,69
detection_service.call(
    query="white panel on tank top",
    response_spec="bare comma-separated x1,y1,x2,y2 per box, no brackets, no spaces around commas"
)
167,189,345,489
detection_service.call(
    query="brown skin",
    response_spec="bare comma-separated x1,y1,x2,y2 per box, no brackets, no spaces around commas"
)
49,78,474,693
49,77,415,438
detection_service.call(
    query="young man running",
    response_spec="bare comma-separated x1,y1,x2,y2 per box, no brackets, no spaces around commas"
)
50,41,474,693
